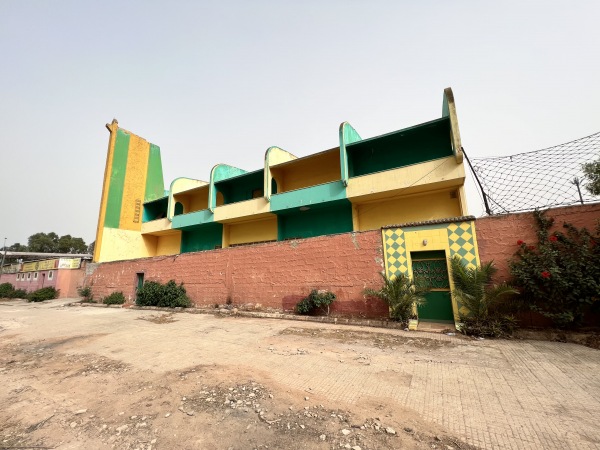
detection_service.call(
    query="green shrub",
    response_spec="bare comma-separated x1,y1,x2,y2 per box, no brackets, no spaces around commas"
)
12,289,27,299
27,287,59,302
0,282,27,299
103,291,126,305
295,290,336,316
135,281,162,306
364,273,427,324
135,280,192,308
0,283,26,299
0,282,15,298
450,256,518,338
510,210,600,328
77,286,94,303
460,315,518,339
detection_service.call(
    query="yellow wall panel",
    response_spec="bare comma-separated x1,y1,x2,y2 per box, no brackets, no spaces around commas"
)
214,198,271,223
97,227,157,262
156,233,181,256
173,194,190,215
189,187,209,211
355,190,461,231
272,150,340,192
119,135,150,231
346,156,464,202
141,218,172,235
171,178,206,194
169,179,208,217
93,120,119,262
227,217,277,246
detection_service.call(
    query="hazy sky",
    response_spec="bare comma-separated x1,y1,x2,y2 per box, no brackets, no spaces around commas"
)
1,1,599,247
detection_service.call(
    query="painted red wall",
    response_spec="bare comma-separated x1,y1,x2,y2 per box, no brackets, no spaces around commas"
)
56,269,85,298
85,204,599,320
476,203,600,282
3,269,84,298
9,271,58,292
88,231,390,317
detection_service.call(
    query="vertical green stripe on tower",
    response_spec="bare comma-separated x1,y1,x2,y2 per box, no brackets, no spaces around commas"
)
144,144,164,202
104,129,130,228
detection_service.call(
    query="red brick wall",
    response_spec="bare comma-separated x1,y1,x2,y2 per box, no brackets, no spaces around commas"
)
476,203,600,282
86,204,598,319
87,231,390,318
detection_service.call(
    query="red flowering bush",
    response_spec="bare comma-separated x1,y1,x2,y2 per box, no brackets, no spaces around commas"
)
510,210,600,327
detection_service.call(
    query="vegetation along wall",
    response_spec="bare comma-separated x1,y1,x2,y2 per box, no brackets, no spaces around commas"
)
476,203,600,283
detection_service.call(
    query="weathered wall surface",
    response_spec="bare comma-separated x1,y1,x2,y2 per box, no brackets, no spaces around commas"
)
86,204,599,319
475,204,600,282
88,231,390,317
4,270,85,298
8,272,58,293
55,269,85,298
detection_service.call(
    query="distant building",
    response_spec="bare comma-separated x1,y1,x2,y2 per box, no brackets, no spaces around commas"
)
91,88,480,323
2,257,89,298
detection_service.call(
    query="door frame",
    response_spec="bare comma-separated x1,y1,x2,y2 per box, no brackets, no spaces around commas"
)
410,250,453,322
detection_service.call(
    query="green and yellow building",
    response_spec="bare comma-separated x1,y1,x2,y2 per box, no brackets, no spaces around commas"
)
93,88,480,323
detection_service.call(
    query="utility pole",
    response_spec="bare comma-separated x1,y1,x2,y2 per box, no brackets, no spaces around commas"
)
0,237,7,282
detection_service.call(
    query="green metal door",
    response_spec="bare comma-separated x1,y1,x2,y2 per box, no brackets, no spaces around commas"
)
411,251,454,322
136,273,144,299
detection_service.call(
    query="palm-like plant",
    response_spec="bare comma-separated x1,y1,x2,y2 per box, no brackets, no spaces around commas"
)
364,273,428,322
449,256,517,320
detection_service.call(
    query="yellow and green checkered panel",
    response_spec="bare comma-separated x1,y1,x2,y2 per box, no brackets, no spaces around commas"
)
383,220,479,319
446,222,477,268
383,228,408,279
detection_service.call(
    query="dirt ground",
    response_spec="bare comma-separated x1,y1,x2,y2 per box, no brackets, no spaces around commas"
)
0,302,476,450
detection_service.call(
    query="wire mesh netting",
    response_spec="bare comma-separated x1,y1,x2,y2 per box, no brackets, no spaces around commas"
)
469,131,600,214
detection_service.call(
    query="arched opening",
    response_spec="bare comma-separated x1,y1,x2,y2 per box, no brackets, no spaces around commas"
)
271,178,278,195
174,202,184,216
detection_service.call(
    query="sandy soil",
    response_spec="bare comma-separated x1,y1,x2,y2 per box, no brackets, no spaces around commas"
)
0,303,477,450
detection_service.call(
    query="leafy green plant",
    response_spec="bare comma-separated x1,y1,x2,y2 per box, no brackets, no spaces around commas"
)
450,256,518,338
582,157,600,196
102,291,126,305
510,210,600,328
450,257,518,320
0,282,15,298
295,290,336,316
135,281,162,306
27,287,59,302
459,315,518,338
77,286,94,303
364,273,428,324
135,280,192,308
12,289,27,299
0,282,25,299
